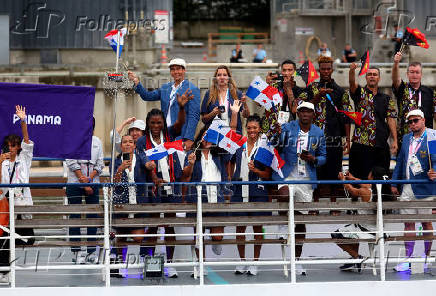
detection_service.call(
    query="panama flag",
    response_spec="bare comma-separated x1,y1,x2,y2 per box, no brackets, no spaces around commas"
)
203,118,247,154
254,135,285,178
104,28,127,57
145,139,184,161
246,76,282,111
428,128,436,156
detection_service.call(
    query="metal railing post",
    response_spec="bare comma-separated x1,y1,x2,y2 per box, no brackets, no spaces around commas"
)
8,189,15,288
376,183,386,281
196,185,204,285
288,185,296,283
103,186,110,287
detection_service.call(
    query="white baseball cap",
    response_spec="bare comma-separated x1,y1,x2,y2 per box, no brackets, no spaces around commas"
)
297,101,315,111
128,119,145,131
168,58,186,69
406,109,424,120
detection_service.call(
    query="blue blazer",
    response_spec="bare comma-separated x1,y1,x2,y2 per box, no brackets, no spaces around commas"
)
201,90,244,133
274,120,327,189
183,151,228,203
392,130,436,199
112,152,150,204
134,80,201,141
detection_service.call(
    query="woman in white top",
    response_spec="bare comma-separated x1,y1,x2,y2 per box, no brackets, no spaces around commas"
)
0,105,34,283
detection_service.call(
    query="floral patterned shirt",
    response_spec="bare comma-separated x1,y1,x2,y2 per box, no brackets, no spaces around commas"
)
393,80,436,144
297,80,352,138
351,87,397,147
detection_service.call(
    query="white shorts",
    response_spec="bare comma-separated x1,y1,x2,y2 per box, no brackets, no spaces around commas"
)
278,183,313,214
398,184,434,215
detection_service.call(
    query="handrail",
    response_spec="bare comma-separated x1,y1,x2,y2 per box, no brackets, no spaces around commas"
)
0,179,433,188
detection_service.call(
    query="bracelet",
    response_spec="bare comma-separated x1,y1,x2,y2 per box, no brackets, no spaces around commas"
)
88,177,92,183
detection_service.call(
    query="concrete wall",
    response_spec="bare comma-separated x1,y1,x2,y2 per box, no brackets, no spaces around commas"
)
174,20,268,40
216,44,274,63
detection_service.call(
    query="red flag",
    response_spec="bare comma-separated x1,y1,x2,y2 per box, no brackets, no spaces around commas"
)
403,27,429,49
358,50,370,76
297,60,319,86
338,110,362,126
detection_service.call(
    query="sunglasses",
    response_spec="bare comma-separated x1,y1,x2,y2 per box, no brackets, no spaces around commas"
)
406,118,420,125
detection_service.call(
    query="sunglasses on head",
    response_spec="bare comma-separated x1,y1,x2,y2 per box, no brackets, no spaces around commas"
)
406,118,420,125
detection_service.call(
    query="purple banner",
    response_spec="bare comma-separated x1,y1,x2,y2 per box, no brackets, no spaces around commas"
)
0,82,95,159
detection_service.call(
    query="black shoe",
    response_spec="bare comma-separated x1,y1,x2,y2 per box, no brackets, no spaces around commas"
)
339,263,355,271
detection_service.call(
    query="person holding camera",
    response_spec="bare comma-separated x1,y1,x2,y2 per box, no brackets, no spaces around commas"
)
266,60,304,124
297,56,352,214
201,65,249,134
0,105,34,284
65,117,104,264
110,134,156,278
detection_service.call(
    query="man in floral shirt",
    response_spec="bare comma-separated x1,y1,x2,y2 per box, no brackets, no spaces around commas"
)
349,63,398,180
297,56,352,210
392,51,436,149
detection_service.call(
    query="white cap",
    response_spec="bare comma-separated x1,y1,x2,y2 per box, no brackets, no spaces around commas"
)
297,101,315,111
168,58,186,69
406,109,424,119
128,119,145,131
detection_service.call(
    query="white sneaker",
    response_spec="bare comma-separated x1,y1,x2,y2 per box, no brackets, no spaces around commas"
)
277,225,288,240
394,262,410,272
247,265,258,276
72,251,86,264
0,273,9,284
296,264,306,275
191,268,208,278
167,267,178,278
212,244,223,255
235,265,247,274
86,252,99,264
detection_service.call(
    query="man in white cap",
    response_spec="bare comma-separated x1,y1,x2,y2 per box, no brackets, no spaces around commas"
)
274,101,327,275
128,58,200,150
110,117,145,153
392,109,436,272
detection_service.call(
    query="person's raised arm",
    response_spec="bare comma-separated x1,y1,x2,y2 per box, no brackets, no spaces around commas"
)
173,89,194,135
181,152,196,181
16,105,29,144
128,70,161,101
240,93,250,118
349,63,358,95
392,52,402,90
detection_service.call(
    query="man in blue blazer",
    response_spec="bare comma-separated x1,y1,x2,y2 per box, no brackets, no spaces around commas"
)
275,101,327,275
128,58,200,150
391,109,436,271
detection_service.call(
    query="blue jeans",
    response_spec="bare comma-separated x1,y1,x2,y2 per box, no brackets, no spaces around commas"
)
66,186,99,254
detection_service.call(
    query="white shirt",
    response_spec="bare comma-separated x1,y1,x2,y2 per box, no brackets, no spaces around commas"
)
167,80,184,127
65,136,105,183
199,152,221,203
290,130,309,179
1,140,34,209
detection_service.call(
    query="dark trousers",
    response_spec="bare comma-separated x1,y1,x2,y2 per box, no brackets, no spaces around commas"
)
66,186,99,254
349,143,390,180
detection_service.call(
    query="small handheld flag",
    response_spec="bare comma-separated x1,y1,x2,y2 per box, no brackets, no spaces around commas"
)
401,27,429,51
358,50,370,76
297,60,319,87
246,76,282,111
254,135,285,178
338,110,362,126
145,139,184,161
104,28,128,57
203,118,247,154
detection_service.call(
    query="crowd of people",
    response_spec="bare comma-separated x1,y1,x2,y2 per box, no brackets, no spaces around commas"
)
0,52,435,282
